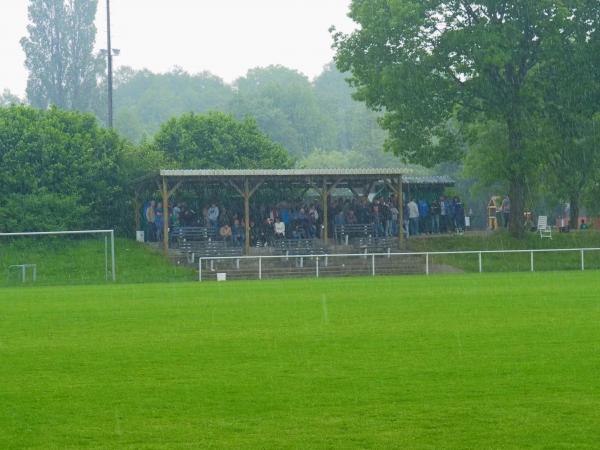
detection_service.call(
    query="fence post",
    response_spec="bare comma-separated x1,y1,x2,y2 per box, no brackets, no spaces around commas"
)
110,230,116,282
425,253,430,276
530,251,534,272
581,249,585,271
198,258,202,282
259,256,262,280
371,253,375,276
478,252,483,273
316,257,319,278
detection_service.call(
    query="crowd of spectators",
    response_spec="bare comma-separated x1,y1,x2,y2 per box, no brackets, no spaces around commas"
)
405,196,468,236
141,193,469,246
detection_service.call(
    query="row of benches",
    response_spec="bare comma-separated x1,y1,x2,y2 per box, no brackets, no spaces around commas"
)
174,224,385,245
180,237,398,263
173,226,398,263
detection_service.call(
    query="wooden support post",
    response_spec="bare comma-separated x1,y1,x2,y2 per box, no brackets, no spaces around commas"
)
133,191,141,233
322,178,329,245
231,178,263,256
398,176,404,246
244,178,251,256
161,177,169,256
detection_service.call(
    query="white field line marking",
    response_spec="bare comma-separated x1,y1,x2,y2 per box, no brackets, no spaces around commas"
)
321,294,329,325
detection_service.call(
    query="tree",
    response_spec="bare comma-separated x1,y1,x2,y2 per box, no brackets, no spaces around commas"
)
152,112,292,170
21,0,101,111
109,67,234,142
0,90,24,107
314,62,384,152
0,105,127,232
229,66,333,158
333,1,598,236
537,8,600,228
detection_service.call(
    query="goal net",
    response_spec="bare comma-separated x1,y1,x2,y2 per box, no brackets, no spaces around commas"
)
0,230,115,286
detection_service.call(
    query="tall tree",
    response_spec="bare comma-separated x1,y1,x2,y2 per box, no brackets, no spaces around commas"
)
110,67,234,142
538,12,600,227
333,1,598,236
313,62,401,168
152,112,292,170
0,90,24,107
21,0,101,111
0,105,127,231
229,66,333,158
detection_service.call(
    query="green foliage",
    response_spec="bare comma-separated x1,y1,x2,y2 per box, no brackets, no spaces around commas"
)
152,111,293,169
0,193,88,232
333,0,600,235
20,0,101,111
0,238,195,286
229,65,332,158
100,62,407,168
298,148,370,169
533,19,600,224
0,89,23,107
110,67,235,142
0,105,127,232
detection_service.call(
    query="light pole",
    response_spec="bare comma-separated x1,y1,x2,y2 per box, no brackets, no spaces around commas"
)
106,0,113,128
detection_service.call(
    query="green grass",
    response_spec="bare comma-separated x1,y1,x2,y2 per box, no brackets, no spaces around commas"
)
408,230,600,273
2,273,600,449
3,232,600,287
0,238,196,286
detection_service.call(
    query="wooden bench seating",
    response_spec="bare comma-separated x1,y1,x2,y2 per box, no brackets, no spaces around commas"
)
334,223,374,245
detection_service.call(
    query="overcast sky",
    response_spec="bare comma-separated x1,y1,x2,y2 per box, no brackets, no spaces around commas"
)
0,0,356,97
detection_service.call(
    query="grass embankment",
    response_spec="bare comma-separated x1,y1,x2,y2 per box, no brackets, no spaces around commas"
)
406,230,600,273
2,231,600,287
0,238,195,286
1,274,600,449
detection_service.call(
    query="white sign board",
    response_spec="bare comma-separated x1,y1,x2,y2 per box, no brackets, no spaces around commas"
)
217,273,227,282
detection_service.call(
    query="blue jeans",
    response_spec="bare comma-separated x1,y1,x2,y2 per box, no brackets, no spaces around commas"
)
409,218,419,236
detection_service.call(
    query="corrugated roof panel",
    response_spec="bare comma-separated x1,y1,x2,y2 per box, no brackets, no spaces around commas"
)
160,168,409,177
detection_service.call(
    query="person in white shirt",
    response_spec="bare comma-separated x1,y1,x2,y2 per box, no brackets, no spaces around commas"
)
407,199,420,236
274,217,285,238
207,203,219,230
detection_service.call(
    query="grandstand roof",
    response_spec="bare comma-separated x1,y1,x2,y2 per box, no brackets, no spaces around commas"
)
159,168,406,177
154,169,453,187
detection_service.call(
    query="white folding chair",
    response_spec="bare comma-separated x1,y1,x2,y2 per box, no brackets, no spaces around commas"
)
537,216,552,239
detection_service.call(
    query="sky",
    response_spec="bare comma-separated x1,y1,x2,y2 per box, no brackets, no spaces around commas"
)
0,0,356,97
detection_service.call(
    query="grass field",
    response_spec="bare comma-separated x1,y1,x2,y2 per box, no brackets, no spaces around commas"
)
2,273,600,449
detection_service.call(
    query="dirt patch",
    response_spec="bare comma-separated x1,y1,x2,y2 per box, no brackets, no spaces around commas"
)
430,264,464,273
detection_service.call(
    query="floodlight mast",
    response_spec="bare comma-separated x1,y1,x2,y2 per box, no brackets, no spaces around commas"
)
106,0,114,128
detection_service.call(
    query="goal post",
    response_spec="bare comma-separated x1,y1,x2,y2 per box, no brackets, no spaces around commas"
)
0,229,116,283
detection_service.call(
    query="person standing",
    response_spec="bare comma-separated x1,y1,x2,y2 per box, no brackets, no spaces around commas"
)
430,199,441,234
403,202,411,238
418,199,430,234
390,203,399,237
155,201,164,242
440,196,449,233
381,200,392,237
454,197,465,233
501,196,511,228
208,203,220,232
145,200,156,242
408,198,420,236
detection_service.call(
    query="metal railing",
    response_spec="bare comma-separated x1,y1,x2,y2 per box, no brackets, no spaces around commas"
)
198,247,600,281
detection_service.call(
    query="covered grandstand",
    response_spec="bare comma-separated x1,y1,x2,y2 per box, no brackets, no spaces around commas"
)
134,169,454,256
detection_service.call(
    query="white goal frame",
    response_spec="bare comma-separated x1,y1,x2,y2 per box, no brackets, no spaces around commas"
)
0,229,116,282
